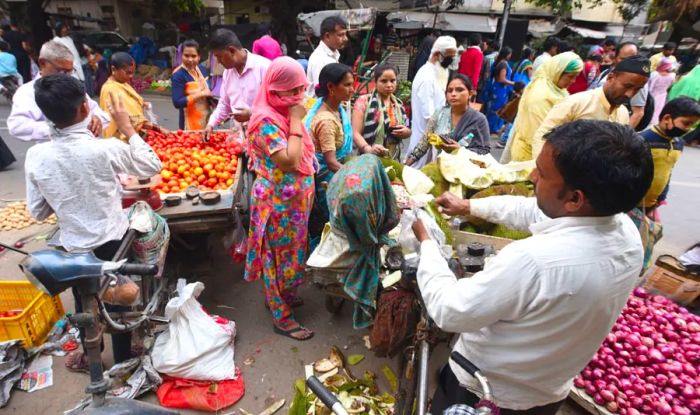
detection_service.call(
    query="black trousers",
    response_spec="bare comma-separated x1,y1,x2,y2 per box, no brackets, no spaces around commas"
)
73,239,132,364
431,364,565,415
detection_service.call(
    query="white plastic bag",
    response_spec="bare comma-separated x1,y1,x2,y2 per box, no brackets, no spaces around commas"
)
398,209,446,254
151,280,236,381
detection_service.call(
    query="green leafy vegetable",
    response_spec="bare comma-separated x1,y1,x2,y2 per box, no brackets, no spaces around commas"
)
347,354,365,366
382,365,398,392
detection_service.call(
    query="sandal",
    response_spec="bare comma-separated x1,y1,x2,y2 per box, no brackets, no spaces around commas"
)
65,350,90,373
273,324,314,341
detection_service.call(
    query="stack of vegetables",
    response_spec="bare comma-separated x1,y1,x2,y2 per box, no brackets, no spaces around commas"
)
145,130,243,193
574,287,700,414
382,148,535,241
0,201,57,231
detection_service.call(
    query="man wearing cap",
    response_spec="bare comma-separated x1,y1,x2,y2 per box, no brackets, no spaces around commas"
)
529,55,651,160
590,42,651,130
406,35,457,168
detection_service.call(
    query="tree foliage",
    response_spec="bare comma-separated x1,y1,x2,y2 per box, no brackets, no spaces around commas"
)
523,0,603,16
649,0,700,22
613,0,647,25
170,0,204,13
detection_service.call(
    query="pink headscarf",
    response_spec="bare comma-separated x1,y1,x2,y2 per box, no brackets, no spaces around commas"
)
248,57,315,176
656,58,673,73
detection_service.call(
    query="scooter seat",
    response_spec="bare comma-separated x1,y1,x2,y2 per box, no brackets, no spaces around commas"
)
20,250,107,296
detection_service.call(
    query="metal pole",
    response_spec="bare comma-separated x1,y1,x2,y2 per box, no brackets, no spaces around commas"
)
417,339,430,415
497,0,513,48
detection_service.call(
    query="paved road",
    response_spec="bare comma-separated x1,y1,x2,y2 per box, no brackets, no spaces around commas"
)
1,92,698,414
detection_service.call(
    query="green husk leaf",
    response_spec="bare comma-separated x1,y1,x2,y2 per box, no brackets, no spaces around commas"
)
290,381,309,415
380,157,404,182
347,354,365,366
420,162,449,198
425,201,453,245
381,365,398,392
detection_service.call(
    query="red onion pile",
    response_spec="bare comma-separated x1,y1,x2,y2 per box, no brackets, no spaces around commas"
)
575,287,700,414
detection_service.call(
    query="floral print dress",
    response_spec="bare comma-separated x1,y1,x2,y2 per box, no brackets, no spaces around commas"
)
245,119,314,327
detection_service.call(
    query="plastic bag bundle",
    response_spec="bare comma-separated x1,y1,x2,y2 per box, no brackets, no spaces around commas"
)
151,280,237,381
398,208,446,254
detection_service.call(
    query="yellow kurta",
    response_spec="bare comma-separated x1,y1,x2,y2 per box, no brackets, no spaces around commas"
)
99,78,146,141
649,52,677,72
508,52,582,162
529,88,630,161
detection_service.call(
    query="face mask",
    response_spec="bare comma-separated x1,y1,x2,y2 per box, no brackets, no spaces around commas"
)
440,55,454,68
269,91,304,108
665,126,688,137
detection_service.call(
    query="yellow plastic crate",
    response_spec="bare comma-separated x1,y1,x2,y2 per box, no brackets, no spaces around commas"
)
0,281,65,348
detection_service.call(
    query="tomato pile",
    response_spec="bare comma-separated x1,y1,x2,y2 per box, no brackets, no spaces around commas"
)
145,130,243,193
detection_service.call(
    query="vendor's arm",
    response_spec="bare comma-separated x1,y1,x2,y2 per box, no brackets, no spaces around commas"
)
531,98,577,160
470,196,548,230
416,236,537,333
207,69,232,128
435,193,546,231
7,86,51,141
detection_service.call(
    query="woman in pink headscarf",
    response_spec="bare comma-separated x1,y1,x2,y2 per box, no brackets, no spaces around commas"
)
649,58,675,125
245,57,316,340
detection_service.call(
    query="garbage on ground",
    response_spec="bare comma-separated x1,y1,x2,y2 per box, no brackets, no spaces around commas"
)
151,280,238,381
0,340,26,407
259,398,285,415
290,347,395,415
17,354,52,392
32,317,79,357
156,369,245,412
65,355,163,414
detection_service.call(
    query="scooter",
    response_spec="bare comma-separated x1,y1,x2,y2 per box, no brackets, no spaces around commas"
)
307,351,498,415
19,231,176,414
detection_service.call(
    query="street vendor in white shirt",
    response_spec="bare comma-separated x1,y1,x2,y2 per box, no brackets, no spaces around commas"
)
7,40,108,141
410,120,654,414
306,16,348,96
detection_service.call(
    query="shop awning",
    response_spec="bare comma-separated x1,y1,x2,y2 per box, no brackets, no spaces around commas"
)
561,24,624,40
298,8,377,37
387,11,498,33
528,19,556,38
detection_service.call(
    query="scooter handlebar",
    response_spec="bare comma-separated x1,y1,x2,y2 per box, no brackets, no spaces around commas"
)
450,351,481,376
118,263,159,276
307,376,348,415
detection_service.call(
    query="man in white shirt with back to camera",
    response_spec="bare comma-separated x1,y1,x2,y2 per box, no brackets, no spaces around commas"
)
306,16,348,96
410,119,653,414
7,40,108,141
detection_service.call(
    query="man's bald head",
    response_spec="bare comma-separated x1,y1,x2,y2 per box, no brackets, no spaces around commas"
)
614,42,639,64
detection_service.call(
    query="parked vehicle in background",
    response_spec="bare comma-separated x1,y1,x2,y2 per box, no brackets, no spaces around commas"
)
71,31,131,54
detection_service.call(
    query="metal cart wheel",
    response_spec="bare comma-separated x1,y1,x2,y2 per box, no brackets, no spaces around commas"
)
324,295,346,314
